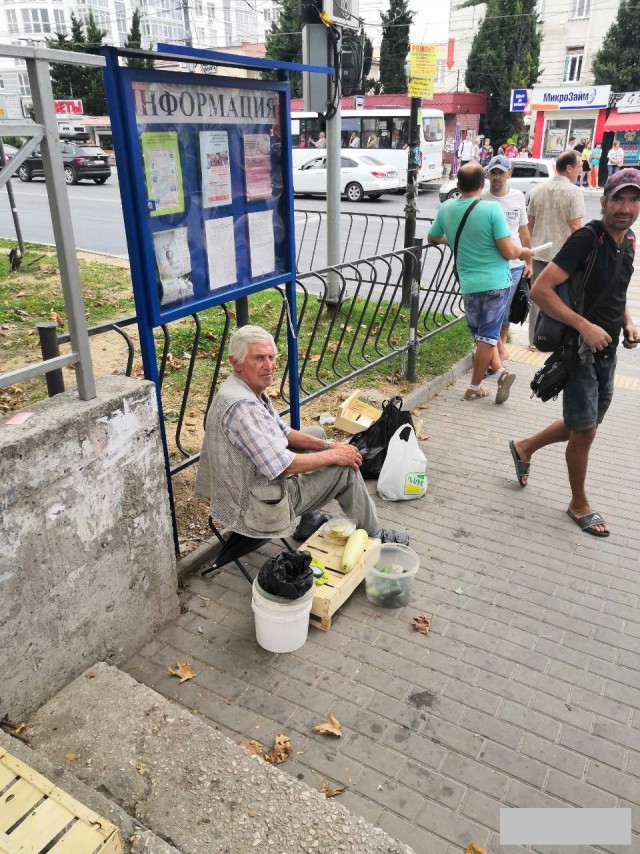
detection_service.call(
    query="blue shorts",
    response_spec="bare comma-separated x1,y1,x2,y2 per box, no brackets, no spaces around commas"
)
502,265,525,329
462,287,511,346
563,352,616,431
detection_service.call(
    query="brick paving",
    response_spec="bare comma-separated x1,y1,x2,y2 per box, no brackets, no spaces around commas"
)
124,347,640,854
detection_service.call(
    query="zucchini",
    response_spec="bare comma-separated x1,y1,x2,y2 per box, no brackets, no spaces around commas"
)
342,529,368,572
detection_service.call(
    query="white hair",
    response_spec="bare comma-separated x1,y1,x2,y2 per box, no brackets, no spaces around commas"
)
228,325,277,364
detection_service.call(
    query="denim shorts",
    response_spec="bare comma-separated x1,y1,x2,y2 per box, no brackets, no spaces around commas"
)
563,352,616,431
462,287,511,346
502,266,525,330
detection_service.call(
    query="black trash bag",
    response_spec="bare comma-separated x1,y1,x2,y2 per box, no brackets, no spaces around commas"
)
257,550,314,600
349,396,414,480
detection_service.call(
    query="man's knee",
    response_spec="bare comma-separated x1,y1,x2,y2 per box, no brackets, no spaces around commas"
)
569,426,597,447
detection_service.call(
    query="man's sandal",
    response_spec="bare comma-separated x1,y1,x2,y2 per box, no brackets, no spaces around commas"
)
567,509,610,538
495,370,516,404
509,440,530,487
462,386,490,401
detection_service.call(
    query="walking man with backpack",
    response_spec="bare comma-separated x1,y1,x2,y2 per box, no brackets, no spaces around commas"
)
509,169,640,537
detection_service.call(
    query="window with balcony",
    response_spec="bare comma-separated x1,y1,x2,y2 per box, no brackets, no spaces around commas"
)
572,0,591,18
563,47,583,82
18,72,31,97
7,10,19,34
21,8,51,33
54,9,66,33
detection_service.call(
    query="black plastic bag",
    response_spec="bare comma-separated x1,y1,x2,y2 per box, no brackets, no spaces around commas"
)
349,396,414,480
257,550,314,600
509,275,530,325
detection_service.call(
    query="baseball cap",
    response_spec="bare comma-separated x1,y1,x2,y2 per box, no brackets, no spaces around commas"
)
485,155,512,172
603,167,640,197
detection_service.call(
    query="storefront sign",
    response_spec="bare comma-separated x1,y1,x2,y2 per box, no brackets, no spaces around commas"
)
615,130,640,163
408,44,436,100
54,99,84,115
530,85,610,111
510,89,529,112
615,92,640,113
132,82,278,125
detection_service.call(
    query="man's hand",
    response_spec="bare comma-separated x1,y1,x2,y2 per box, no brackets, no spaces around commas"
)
518,247,533,266
326,442,362,471
524,260,533,278
580,321,612,352
623,322,640,348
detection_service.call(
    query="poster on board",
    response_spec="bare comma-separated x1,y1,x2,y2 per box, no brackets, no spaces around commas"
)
243,133,273,200
153,227,193,304
204,217,237,289
141,131,184,217
200,130,232,208
248,210,275,277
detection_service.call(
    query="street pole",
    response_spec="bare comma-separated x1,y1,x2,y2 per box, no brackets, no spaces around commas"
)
325,31,342,305
181,0,192,47
406,237,422,382
0,138,25,260
401,96,420,305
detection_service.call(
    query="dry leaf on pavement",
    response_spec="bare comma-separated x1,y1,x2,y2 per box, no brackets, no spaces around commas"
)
412,614,432,635
168,662,196,683
312,713,342,737
465,845,487,854
265,733,291,765
13,723,25,735
240,739,266,757
320,782,347,798
65,753,79,762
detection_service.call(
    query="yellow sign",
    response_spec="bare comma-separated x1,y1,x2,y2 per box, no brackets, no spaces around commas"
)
410,44,437,78
408,77,434,99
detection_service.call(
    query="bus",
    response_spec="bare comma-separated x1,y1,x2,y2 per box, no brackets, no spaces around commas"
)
290,107,445,188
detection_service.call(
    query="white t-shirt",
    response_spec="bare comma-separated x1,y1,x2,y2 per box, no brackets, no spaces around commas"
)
459,139,474,160
481,187,528,268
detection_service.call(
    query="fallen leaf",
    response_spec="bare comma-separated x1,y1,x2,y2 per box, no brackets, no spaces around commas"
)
338,391,351,401
85,671,96,679
418,403,429,409
240,739,266,757
247,808,257,817
412,614,432,635
50,311,65,327
15,292,26,298
465,845,488,854
168,662,195,683
167,353,183,370
320,782,347,798
13,723,25,734
412,408,421,416
264,733,291,765
418,433,430,441
65,753,79,762
135,762,147,775
312,713,342,737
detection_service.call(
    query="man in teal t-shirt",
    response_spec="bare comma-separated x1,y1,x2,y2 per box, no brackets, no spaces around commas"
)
428,163,532,403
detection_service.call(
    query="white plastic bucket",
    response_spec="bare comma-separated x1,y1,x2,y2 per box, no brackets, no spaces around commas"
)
251,579,315,653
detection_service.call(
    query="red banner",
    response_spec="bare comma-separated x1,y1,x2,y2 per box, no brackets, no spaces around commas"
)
447,39,455,70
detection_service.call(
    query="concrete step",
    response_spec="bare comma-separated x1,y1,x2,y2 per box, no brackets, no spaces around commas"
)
25,663,415,854
0,730,178,854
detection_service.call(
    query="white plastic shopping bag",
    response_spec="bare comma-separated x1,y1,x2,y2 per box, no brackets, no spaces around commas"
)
377,424,428,501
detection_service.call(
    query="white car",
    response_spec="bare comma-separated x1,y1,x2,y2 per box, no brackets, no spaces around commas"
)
439,157,557,204
293,153,398,202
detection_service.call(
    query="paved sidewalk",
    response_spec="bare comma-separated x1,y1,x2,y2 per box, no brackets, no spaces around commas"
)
124,348,640,854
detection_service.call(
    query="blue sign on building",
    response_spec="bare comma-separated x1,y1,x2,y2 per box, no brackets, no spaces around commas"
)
510,89,529,112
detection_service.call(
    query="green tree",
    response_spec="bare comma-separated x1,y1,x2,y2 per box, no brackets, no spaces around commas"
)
593,0,640,91
46,11,108,115
363,35,373,78
263,0,302,97
125,8,155,69
463,0,541,145
379,0,413,93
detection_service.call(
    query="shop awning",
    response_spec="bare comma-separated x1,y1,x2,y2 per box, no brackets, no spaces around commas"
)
604,111,640,131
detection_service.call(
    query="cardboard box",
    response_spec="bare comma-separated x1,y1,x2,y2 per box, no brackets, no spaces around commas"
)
334,391,382,434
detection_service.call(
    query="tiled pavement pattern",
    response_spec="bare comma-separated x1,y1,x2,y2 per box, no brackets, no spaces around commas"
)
124,352,640,854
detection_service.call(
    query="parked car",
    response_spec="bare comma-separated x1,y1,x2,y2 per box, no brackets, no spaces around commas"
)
438,158,557,204
17,141,111,185
0,143,18,164
293,153,398,202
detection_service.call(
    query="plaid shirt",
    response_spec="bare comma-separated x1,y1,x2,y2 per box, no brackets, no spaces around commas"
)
222,395,294,480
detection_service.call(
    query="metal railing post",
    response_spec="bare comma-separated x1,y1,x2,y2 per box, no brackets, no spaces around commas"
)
36,322,65,396
406,238,423,383
26,54,96,401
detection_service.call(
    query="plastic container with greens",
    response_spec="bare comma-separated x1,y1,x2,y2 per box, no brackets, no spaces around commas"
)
364,543,419,608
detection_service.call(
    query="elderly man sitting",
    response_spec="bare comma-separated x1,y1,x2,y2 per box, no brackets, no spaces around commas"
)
195,325,408,544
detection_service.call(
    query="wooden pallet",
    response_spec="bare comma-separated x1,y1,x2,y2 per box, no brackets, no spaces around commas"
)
299,531,379,631
0,748,122,854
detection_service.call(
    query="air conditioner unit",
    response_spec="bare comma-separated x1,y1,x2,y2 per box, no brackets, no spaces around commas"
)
323,0,358,27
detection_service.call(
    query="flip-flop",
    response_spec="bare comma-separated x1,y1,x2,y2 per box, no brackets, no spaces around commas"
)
566,509,610,538
509,440,530,487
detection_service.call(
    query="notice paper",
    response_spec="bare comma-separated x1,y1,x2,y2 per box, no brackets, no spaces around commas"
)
153,227,193,304
243,133,272,201
248,210,275,278
141,131,184,217
205,217,237,289
200,130,232,208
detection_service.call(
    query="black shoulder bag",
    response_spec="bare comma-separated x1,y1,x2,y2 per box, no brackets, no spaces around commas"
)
452,198,481,282
509,274,531,325
533,223,600,352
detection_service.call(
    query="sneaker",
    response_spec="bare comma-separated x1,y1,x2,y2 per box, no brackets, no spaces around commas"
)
292,511,331,541
371,528,410,545
495,370,516,404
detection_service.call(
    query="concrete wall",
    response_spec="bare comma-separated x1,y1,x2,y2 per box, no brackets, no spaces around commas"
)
0,376,179,721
